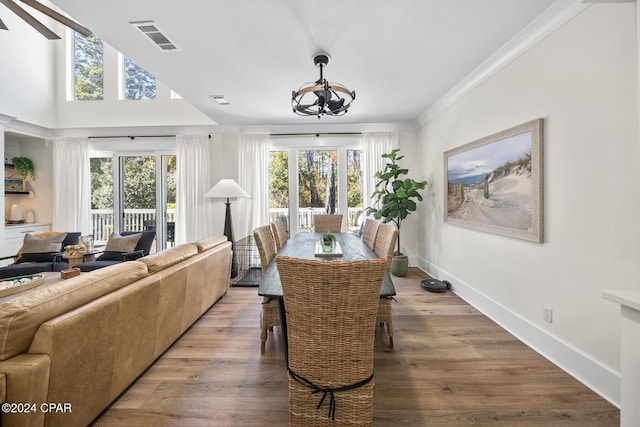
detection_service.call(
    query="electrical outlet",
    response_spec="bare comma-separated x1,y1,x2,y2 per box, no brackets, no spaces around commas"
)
543,306,553,323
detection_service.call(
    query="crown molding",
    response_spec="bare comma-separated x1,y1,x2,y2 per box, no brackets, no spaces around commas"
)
416,0,591,127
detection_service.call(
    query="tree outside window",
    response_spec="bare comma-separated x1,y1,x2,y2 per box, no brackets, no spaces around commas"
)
74,32,104,100
125,57,156,100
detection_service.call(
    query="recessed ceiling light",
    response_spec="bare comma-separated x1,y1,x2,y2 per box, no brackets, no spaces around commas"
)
210,95,230,105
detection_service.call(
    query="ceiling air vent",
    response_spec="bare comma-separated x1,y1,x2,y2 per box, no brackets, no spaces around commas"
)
130,21,179,51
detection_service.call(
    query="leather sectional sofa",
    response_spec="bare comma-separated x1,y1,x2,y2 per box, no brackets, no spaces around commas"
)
0,235,232,427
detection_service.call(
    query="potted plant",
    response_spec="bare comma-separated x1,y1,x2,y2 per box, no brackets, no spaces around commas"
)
321,232,336,252
11,157,35,190
366,149,427,276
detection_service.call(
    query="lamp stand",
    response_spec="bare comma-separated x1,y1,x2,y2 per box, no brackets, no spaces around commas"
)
223,198,238,278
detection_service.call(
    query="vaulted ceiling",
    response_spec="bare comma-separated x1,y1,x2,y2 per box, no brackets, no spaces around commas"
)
47,0,561,126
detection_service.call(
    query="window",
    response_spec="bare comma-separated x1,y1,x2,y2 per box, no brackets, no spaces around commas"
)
89,152,176,251
347,149,363,232
298,150,338,232
269,150,289,228
124,57,156,100
269,136,363,236
89,157,113,241
74,32,104,100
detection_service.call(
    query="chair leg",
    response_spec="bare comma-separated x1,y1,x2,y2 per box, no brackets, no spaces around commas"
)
386,320,394,349
260,317,267,355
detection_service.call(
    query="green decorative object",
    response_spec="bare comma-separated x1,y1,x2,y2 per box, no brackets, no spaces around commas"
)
321,232,336,252
11,157,35,181
391,255,409,277
366,149,427,276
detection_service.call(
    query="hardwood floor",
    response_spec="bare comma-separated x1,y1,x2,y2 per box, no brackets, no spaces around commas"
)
92,269,619,426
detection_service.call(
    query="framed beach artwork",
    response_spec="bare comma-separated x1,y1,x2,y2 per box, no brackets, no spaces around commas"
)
444,118,544,243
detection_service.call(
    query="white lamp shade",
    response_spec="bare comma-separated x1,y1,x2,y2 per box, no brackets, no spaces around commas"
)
204,179,250,199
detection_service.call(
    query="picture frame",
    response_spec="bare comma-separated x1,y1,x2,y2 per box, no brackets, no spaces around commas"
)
4,178,24,192
444,118,543,243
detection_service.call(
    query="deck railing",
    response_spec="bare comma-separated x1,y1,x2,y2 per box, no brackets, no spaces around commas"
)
90,209,175,242
90,207,362,242
269,207,363,234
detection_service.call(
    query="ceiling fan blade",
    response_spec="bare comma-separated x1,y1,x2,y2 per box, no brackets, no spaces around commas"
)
18,0,91,36
0,0,59,39
0,17,8,30
295,101,318,112
313,89,332,101
327,98,345,113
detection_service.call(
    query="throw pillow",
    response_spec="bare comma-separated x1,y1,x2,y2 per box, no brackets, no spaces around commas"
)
104,232,142,253
21,232,67,254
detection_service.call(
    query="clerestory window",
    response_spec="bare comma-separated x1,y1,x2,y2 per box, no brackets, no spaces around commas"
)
74,32,104,100
124,57,156,100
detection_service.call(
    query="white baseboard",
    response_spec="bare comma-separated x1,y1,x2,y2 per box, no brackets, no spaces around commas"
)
414,257,620,408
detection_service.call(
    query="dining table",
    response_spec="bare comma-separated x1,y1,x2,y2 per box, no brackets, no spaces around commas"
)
258,232,396,359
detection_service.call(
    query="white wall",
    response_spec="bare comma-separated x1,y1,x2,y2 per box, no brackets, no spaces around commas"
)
416,3,638,405
0,9,57,128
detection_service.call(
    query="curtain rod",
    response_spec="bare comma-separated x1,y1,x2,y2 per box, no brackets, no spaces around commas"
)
88,134,211,140
269,132,361,137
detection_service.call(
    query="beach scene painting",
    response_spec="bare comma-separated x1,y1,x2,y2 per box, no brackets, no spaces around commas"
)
444,119,543,242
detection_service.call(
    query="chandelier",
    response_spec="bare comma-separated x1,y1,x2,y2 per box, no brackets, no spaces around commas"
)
291,53,355,118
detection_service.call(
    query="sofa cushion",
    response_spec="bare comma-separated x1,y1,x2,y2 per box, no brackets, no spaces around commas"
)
22,232,67,254
97,251,127,261
15,252,56,263
138,244,198,275
194,235,228,253
0,263,54,279
0,261,149,361
122,230,156,256
104,232,142,253
77,260,121,272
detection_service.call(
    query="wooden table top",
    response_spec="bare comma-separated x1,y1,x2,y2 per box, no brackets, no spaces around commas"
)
258,232,396,298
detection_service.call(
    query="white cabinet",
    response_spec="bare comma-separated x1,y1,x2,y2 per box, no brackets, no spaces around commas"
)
1,223,51,261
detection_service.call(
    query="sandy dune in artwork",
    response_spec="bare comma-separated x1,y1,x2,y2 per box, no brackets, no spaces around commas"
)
449,171,532,230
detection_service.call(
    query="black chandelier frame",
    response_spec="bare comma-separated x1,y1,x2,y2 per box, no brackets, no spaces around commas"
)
291,53,355,118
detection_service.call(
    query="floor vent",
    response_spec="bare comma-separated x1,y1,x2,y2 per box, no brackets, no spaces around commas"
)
130,21,178,51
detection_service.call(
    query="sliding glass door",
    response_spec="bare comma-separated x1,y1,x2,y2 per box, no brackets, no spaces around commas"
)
90,152,176,252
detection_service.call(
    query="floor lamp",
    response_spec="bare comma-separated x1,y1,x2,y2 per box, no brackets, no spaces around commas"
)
205,179,250,278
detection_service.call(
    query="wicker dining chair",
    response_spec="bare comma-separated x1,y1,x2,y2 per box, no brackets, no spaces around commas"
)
313,214,343,233
253,225,281,354
271,219,288,250
361,218,380,250
276,255,387,426
373,222,399,349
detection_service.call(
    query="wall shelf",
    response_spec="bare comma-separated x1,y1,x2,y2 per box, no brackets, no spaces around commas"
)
5,191,29,195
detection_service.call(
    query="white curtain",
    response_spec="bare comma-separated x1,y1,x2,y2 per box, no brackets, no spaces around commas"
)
362,131,398,211
175,134,221,243
52,137,90,234
237,133,270,239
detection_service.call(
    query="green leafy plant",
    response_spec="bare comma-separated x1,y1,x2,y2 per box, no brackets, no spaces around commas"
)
321,232,335,245
12,157,35,181
366,149,427,256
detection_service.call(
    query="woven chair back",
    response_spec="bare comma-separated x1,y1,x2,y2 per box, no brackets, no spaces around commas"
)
313,214,343,233
373,223,398,271
270,219,288,250
276,255,387,425
361,218,380,250
253,225,276,272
